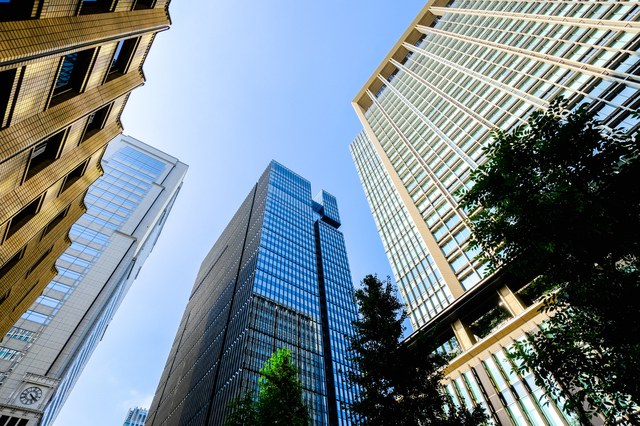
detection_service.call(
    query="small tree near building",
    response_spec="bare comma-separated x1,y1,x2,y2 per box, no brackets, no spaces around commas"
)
225,347,309,426
345,274,488,426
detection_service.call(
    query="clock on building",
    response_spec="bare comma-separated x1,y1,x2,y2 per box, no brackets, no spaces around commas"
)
20,386,42,405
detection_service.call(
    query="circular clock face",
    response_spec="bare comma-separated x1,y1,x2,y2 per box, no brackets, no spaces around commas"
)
20,386,42,405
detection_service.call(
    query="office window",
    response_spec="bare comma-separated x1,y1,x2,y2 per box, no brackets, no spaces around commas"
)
4,196,42,241
134,0,154,9
42,207,69,238
25,247,52,277
61,161,88,194
79,0,114,15
107,37,140,78
23,130,65,182
50,49,95,105
0,346,20,361
20,310,48,324
81,103,112,142
0,287,10,306
0,249,24,281
55,54,79,90
110,41,125,73
36,295,60,308
0,68,17,129
6,327,35,342
0,0,39,21
47,281,71,293
0,417,28,426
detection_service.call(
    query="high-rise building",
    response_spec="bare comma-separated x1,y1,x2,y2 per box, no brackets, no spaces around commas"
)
0,135,187,426
350,1,640,425
147,161,358,426
123,407,148,426
0,0,172,337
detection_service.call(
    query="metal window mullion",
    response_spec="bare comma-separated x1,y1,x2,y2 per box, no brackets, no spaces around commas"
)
441,15,639,58
367,90,467,222
378,75,478,171
382,81,480,180
418,25,640,92
415,36,581,111
365,112,417,234
430,31,633,111
430,6,640,32
404,41,547,111
389,57,494,130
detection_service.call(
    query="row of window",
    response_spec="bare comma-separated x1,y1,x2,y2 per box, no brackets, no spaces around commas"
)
447,341,578,426
365,102,486,287
351,131,455,330
17,146,158,327
454,1,635,22
5,326,35,342
0,0,156,22
1,156,90,244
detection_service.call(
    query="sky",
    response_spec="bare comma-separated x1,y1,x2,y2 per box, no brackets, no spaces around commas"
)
54,1,425,424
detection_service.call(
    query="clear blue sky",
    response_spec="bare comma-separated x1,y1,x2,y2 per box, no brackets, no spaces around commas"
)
54,1,425,424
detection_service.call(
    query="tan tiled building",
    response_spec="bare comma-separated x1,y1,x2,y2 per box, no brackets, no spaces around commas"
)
0,0,172,344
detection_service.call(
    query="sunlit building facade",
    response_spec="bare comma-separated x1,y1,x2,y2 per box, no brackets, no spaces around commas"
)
147,161,358,426
0,0,172,337
349,1,640,425
0,135,187,426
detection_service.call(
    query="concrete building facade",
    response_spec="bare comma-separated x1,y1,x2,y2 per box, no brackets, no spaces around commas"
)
349,1,640,425
0,0,172,337
147,161,358,426
0,134,187,426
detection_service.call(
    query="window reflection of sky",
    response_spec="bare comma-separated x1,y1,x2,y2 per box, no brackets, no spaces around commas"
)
21,147,164,326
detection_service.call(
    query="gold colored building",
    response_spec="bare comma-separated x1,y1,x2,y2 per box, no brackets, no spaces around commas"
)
0,0,171,338
350,1,640,425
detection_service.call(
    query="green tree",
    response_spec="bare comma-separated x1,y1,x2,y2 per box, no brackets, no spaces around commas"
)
256,347,309,426
458,99,640,424
225,347,309,426
346,274,488,425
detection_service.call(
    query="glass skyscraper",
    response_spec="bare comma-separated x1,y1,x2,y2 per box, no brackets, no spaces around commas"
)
122,407,148,426
352,0,640,330
0,135,187,426
350,1,639,425
147,161,358,426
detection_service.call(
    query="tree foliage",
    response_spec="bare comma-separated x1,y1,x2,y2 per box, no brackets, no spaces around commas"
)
458,99,640,423
225,347,309,426
346,275,488,426
225,391,258,426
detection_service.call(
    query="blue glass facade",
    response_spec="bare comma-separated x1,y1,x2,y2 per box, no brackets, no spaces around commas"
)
147,161,358,426
21,147,164,328
123,407,148,426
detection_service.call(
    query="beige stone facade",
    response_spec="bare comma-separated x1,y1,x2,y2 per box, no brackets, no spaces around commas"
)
0,0,171,347
350,1,640,424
